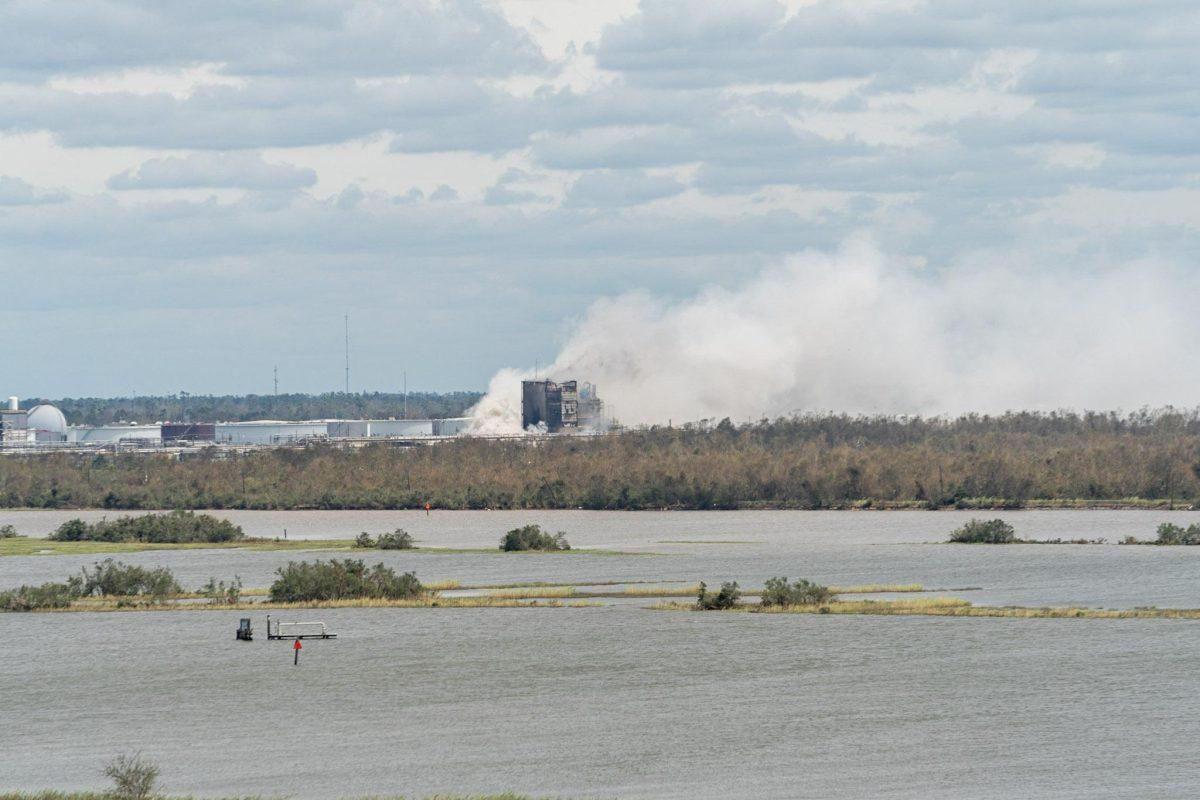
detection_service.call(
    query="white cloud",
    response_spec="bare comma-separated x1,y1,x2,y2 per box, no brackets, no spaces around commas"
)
107,152,317,190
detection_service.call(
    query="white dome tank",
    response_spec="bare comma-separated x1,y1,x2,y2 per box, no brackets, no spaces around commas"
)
26,404,67,435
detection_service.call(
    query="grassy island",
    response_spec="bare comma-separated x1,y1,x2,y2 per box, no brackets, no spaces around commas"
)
652,597,1200,620
649,575,1200,620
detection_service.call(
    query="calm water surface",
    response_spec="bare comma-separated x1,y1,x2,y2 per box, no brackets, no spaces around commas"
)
3,510,1199,798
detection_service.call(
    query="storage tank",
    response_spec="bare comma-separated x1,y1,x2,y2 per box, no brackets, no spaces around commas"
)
26,404,68,442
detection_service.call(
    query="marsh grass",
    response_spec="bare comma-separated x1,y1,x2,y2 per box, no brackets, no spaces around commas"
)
656,540,765,544
32,595,570,613
486,586,579,598
828,583,926,593
482,582,929,599
650,597,1200,619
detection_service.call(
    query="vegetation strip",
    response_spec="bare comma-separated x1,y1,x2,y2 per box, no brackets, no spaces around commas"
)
651,597,1200,619
480,582,935,599
944,518,1200,546
44,596,571,613
7,410,1200,511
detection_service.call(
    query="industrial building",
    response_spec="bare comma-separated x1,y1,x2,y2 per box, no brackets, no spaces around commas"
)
1,397,69,444
521,380,602,433
0,394,473,450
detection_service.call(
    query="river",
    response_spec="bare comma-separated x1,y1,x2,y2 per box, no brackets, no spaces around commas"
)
2,509,1199,798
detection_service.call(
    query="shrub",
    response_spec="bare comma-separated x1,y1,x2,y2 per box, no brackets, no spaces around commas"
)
201,576,242,605
79,559,181,598
499,524,570,551
377,529,414,549
269,559,423,602
760,577,833,607
104,752,159,800
696,580,741,610
0,580,80,611
948,518,1016,544
0,524,19,538
49,510,244,544
1155,522,1200,545
354,532,376,548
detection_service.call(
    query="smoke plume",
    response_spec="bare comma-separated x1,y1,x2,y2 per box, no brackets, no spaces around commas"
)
469,240,1197,433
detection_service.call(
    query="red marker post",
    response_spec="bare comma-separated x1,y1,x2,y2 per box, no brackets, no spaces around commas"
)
293,639,302,665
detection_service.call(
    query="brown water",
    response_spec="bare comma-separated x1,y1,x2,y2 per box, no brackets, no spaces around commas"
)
3,509,1199,798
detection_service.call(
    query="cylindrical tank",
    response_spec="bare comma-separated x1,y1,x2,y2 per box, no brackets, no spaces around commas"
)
7,396,17,411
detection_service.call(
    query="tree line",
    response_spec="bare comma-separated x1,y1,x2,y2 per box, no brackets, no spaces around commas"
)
3,409,1200,510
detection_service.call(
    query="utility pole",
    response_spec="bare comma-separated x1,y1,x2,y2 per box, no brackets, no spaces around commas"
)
344,313,350,394
403,370,408,419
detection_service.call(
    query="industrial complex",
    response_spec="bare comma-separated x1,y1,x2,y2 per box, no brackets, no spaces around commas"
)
0,395,471,450
0,379,604,450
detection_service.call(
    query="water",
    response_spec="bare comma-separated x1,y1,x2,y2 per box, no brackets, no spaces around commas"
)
3,510,1200,798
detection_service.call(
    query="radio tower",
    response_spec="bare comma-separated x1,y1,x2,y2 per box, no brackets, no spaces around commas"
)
344,313,350,394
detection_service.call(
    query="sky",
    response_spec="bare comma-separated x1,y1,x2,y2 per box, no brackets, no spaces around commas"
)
1,0,1197,402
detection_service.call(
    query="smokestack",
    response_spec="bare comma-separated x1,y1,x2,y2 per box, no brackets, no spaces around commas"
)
7,396,17,411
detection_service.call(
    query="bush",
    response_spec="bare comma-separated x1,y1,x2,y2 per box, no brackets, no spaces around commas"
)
499,524,570,551
104,752,159,800
79,559,181,598
696,580,741,610
948,518,1016,544
377,529,414,549
0,580,80,611
354,529,414,549
760,576,833,607
1155,522,1200,545
269,559,423,602
201,576,242,605
49,510,244,544
0,524,19,538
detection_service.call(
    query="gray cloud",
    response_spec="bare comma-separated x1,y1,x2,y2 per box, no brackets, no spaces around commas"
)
0,0,545,81
563,169,685,207
2,0,1199,399
0,175,67,205
107,152,317,190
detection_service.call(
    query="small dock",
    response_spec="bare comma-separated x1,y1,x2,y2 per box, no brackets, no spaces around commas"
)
265,614,338,640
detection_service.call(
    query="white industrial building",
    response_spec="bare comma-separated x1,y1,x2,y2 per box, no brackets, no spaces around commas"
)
0,395,473,449
69,424,162,445
215,421,329,445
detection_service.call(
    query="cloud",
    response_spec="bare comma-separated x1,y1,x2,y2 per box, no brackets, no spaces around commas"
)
106,152,317,190
483,169,553,205
563,169,684,207
0,175,67,205
1,0,1199,401
0,0,545,81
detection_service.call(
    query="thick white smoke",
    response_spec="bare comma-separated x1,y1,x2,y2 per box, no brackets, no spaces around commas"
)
469,240,1198,432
